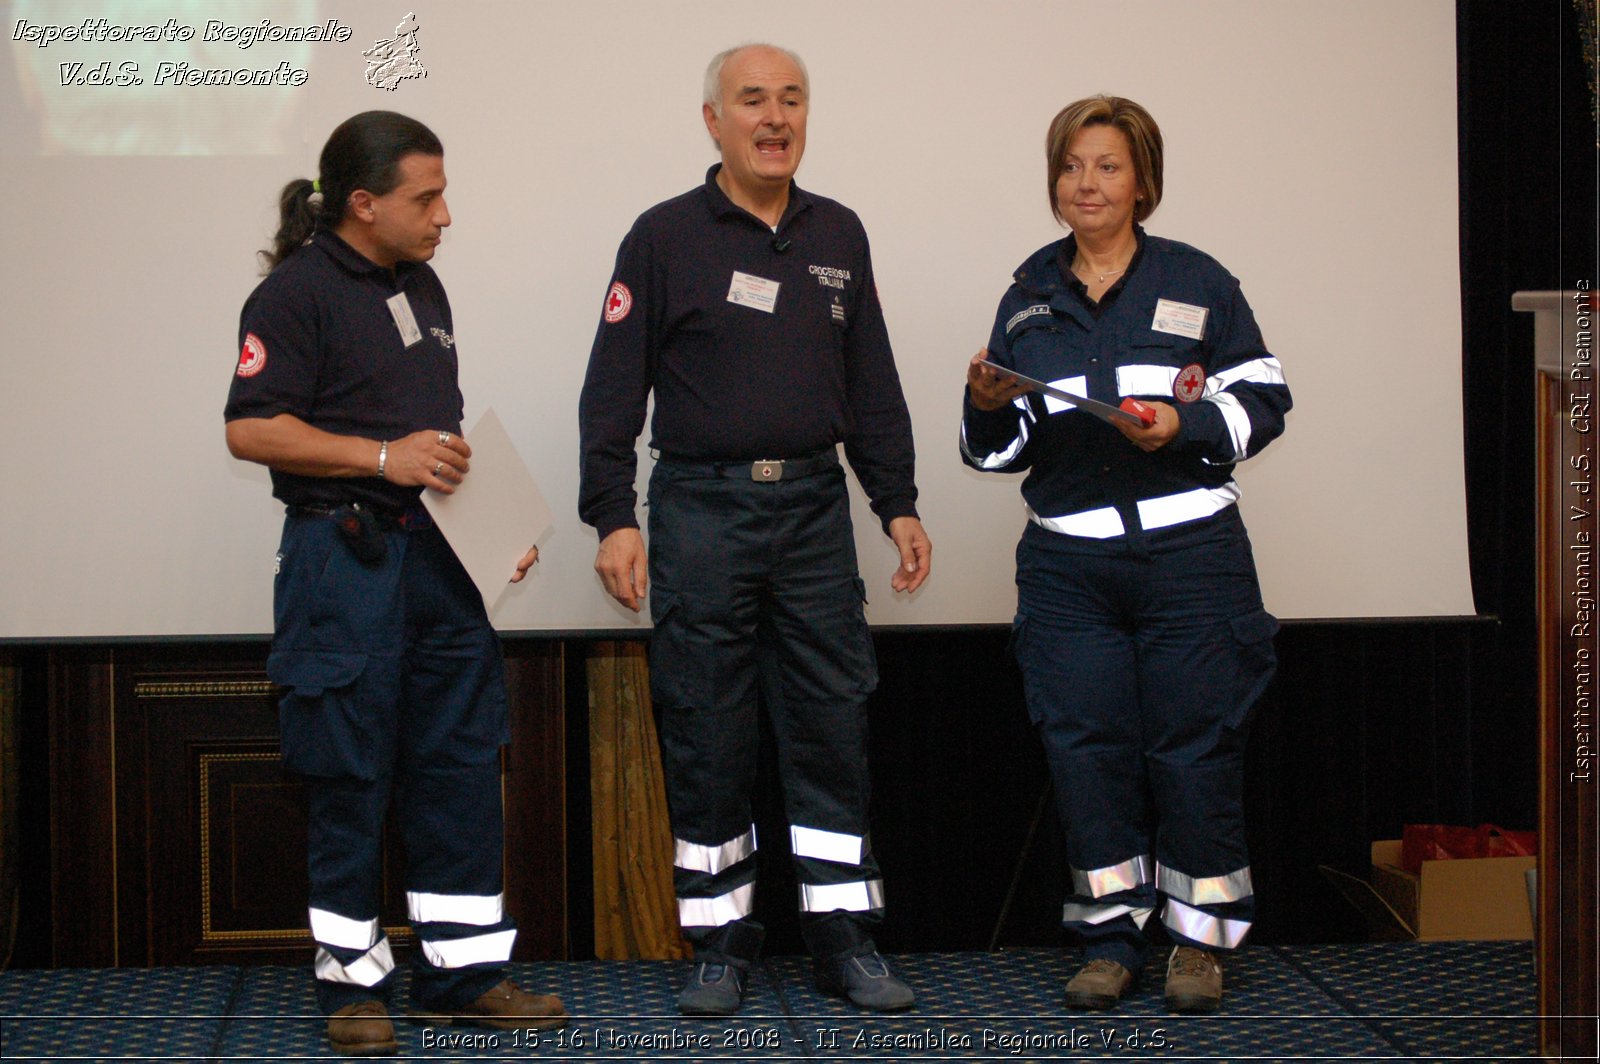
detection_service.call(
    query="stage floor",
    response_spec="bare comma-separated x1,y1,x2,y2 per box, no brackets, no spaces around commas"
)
0,941,1540,1061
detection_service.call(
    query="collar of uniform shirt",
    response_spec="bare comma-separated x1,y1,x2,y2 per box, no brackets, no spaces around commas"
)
701,164,813,231
1057,227,1147,319
315,229,420,281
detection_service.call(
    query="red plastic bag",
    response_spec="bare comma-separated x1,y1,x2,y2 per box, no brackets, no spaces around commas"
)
1400,823,1537,874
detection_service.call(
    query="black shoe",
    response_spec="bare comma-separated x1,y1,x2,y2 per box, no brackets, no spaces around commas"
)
678,961,744,1016
816,950,915,1012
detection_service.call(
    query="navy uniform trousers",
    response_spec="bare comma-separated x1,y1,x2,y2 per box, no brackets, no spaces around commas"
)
646,453,887,969
1011,507,1277,974
266,510,515,1015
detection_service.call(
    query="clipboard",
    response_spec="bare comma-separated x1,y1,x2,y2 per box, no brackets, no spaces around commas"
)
978,360,1156,427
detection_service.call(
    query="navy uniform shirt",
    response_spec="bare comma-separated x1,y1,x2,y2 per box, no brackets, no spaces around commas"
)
578,166,919,541
961,229,1291,546
224,230,463,513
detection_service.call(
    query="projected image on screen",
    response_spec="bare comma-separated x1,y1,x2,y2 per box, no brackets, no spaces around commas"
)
0,1,1474,638
5,0,323,155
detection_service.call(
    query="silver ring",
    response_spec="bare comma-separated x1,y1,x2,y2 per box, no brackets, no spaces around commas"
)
434,462,444,476
438,431,451,446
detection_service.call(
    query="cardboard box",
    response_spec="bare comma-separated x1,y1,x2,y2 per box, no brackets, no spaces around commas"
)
1320,840,1535,941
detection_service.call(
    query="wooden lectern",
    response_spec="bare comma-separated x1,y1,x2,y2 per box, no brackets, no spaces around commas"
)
1517,289,1598,1060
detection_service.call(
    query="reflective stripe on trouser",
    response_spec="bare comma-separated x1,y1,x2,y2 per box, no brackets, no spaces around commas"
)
304,759,516,1013
792,825,883,930
310,909,395,988
1061,854,1156,931
271,519,516,1015
649,460,885,963
407,891,516,971
673,826,759,939
1012,511,1276,964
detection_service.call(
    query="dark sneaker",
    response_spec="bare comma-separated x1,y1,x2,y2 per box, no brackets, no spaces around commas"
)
678,961,744,1016
1065,957,1134,1010
1164,946,1223,1014
410,979,567,1030
817,950,915,1012
327,1000,397,1056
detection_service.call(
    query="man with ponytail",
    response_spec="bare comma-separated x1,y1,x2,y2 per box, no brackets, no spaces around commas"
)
224,111,564,1055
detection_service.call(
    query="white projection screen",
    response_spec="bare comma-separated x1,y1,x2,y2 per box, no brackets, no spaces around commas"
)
0,0,1475,639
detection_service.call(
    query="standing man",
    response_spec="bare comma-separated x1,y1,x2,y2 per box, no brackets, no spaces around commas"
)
224,111,565,1056
579,45,932,1017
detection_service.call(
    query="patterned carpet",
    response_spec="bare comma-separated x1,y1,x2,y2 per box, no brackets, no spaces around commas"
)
0,942,1539,1061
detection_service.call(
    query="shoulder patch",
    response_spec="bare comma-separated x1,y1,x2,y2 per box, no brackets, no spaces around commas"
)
1005,304,1052,334
236,333,267,377
1173,363,1206,403
604,281,633,323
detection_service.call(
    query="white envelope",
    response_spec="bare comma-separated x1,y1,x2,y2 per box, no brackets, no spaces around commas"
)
422,407,552,613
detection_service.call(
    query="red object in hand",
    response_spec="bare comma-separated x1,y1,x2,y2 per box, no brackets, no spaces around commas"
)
1120,398,1157,427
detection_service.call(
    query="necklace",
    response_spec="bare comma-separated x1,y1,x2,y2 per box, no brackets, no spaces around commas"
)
1073,259,1127,284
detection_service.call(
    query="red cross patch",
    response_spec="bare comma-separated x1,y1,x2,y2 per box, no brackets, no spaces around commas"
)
604,282,633,323
236,333,267,378
1173,362,1205,403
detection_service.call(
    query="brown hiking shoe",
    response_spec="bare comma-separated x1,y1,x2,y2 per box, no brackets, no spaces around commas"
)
1065,957,1134,1010
1164,946,1223,1013
327,1000,397,1056
411,980,568,1031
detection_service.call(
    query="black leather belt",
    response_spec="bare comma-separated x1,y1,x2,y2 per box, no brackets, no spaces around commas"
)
286,503,433,532
656,449,839,482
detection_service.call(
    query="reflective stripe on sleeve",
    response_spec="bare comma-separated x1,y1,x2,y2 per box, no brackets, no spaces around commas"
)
1070,855,1153,898
790,826,864,866
420,928,518,969
314,939,394,987
1062,902,1154,929
1205,392,1253,461
960,407,1032,469
1162,897,1251,949
1202,356,1285,462
309,908,379,952
1157,863,1253,906
406,891,506,926
799,879,885,913
678,883,755,929
674,826,757,875
1205,357,1286,394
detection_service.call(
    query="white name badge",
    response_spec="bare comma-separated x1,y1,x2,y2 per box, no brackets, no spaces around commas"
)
1151,298,1208,341
387,292,423,347
727,271,780,314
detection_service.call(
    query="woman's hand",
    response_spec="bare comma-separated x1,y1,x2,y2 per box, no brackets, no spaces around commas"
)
967,350,1032,412
1114,401,1180,451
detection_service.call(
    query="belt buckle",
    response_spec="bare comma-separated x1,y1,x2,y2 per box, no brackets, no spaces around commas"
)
751,460,783,482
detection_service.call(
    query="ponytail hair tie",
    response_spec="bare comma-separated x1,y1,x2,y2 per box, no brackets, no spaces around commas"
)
306,178,324,209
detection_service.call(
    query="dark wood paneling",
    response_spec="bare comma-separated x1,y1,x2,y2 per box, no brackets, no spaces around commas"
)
46,647,117,967
1536,367,1599,1060
502,641,568,960
42,640,568,968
